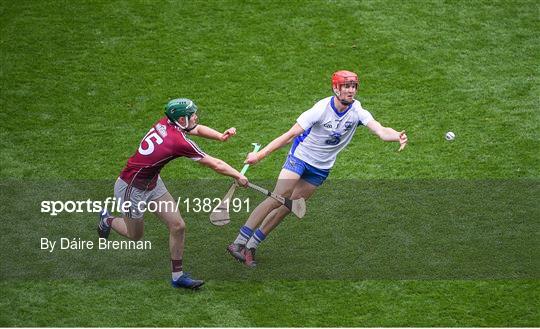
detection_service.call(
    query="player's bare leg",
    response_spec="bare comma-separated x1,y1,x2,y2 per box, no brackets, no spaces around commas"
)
98,209,144,240
112,217,144,240
153,192,185,261
152,191,203,289
245,169,300,228
259,179,318,234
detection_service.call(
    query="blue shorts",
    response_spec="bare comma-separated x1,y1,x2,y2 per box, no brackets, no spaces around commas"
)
282,154,330,186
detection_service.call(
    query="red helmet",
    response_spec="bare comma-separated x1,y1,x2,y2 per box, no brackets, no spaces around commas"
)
332,70,359,90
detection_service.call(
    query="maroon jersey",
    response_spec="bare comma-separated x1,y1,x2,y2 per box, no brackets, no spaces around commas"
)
119,117,205,190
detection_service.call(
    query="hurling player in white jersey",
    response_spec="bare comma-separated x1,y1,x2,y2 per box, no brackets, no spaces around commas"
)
227,70,408,268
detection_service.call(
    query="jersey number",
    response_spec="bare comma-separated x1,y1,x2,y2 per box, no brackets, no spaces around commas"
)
325,132,342,145
139,128,164,155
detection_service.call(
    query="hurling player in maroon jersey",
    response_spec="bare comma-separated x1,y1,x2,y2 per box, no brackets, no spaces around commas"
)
98,98,248,289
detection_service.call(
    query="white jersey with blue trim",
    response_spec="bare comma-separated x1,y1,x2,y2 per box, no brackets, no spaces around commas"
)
290,96,374,170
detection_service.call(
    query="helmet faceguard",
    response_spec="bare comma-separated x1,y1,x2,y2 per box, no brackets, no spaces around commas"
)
164,98,199,131
331,70,359,105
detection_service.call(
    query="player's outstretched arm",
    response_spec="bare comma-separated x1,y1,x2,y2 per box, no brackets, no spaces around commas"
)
245,123,305,164
198,155,248,186
188,125,236,142
366,120,408,151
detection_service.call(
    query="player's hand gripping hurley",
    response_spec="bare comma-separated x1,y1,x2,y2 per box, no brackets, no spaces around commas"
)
210,143,261,226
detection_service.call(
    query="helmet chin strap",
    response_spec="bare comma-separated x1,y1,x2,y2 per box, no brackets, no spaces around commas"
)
334,88,353,106
339,98,353,105
175,115,189,130
168,115,194,132
183,123,198,132
177,116,199,132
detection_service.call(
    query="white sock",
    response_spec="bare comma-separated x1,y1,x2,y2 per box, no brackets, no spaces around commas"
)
246,228,266,249
172,271,183,280
246,237,258,249
234,235,248,245
234,225,254,245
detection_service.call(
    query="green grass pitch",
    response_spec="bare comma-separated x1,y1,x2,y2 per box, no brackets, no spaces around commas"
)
1,0,539,326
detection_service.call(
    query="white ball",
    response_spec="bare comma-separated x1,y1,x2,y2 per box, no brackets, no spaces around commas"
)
445,131,455,141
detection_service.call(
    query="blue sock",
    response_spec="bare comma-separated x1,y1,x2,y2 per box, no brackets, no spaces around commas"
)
246,229,266,249
234,225,254,245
